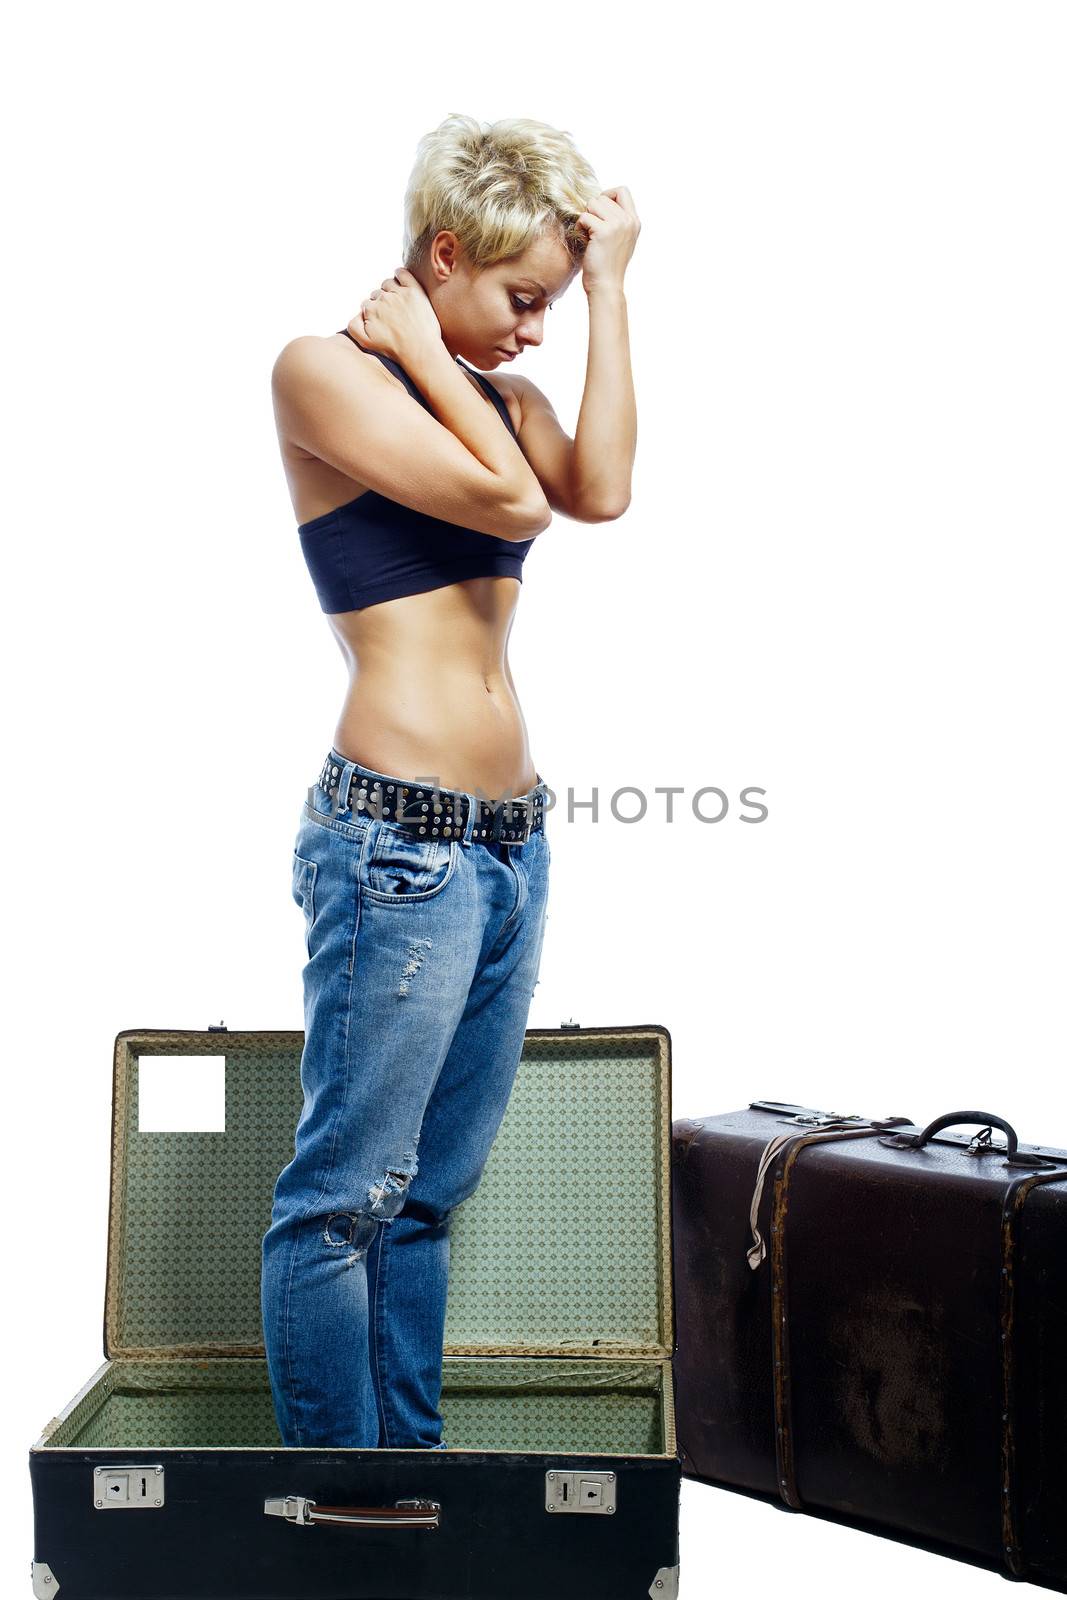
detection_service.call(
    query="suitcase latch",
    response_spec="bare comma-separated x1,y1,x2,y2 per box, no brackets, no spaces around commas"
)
966,1125,998,1153
783,1111,864,1128
749,1101,866,1127
545,1469,616,1514
93,1463,165,1508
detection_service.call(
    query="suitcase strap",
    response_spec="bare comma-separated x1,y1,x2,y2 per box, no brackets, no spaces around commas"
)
746,1119,913,1511
1000,1163,1067,1580
745,1118,907,1271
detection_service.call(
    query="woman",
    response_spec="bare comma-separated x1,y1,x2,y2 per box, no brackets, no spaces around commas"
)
260,114,639,1451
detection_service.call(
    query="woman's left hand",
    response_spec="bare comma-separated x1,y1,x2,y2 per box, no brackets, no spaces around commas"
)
576,188,641,293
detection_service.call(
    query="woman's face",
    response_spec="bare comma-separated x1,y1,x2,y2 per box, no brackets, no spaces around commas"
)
421,232,580,368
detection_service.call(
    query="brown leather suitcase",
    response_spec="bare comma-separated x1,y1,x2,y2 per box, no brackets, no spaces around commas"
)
670,1101,1067,1592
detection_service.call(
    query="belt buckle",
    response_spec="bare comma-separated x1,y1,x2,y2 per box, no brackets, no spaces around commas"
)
491,797,531,843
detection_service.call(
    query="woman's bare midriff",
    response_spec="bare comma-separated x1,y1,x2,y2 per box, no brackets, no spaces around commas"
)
324,578,538,803
279,334,539,803
278,335,538,801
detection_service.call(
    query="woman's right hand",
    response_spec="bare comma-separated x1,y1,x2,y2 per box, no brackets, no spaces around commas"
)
346,267,442,366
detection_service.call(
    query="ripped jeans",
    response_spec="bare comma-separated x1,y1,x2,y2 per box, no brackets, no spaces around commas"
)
261,751,551,1448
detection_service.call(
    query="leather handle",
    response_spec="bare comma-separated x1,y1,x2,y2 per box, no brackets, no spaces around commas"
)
880,1109,1066,1171
914,1110,1018,1157
889,1109,1019,1159
312,1502,440,1528
264,1494,440,1529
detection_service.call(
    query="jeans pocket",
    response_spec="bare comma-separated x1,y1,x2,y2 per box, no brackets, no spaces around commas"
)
292,852,319,948
360,820,457,903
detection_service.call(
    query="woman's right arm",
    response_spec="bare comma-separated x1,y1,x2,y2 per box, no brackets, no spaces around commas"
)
272,337,551,542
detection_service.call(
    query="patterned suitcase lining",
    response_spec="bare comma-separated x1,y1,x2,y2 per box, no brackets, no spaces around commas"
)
42,1356,674,1454
105,1031,673,1359
39,1028,676,1456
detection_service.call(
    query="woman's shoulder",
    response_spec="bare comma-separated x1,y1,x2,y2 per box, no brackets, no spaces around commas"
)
270,334,405,473
489,370,562,438
273,330,386,375
468,368,527,436
272,333,401,410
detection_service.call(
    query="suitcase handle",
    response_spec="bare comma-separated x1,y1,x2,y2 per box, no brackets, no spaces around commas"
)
909,1109,1019,1157
880,1109,1060,1169
264,1494,440,1529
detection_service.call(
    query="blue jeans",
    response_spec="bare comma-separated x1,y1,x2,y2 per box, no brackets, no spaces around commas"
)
261,751,551,1448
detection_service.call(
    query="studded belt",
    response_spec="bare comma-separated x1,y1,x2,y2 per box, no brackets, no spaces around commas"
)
317,750,547,845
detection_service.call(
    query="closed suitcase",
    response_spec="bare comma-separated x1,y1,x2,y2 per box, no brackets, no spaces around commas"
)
30,1024,680,1600
670,1101,1067,1593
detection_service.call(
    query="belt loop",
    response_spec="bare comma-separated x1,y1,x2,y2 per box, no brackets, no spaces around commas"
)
333,758,358,818
460,788,478,848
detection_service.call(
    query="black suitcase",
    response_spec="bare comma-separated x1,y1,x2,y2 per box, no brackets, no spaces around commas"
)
30,1024,681,1600
670,1100,1067,1592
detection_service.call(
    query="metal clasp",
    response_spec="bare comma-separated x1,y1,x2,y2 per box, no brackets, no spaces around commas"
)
966,1125,999,1154
264,1494,314,1525
489,798,531,842
785,1111,864,1128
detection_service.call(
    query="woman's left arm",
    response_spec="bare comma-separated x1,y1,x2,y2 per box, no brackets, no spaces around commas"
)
510,189,640,524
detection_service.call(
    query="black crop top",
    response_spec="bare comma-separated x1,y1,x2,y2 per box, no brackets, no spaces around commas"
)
296,329,535,614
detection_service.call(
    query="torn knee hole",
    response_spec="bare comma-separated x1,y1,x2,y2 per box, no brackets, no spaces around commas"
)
368,1168,414,1212
322,1170,414,1257
323,1210,376,1251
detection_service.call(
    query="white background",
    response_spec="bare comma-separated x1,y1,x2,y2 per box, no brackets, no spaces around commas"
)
6,2,1065,1596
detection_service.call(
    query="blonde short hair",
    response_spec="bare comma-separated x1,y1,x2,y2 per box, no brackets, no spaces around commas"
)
402,113,600,272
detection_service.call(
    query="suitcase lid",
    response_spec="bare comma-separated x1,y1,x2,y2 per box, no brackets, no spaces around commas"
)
104,1024,674,1362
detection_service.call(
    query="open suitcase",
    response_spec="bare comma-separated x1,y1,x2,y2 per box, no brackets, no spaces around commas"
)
670,1100,1067,1593
30,1023,681,1600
